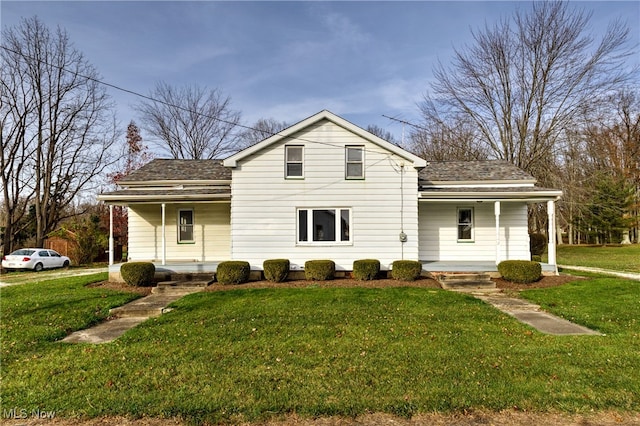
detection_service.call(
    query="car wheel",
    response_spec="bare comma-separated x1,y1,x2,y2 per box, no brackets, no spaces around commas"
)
34,263,43,272
63,260,70,268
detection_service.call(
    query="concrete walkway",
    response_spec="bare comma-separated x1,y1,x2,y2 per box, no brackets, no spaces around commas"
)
559,265,640,281
468,290,602,336
62,291,194,344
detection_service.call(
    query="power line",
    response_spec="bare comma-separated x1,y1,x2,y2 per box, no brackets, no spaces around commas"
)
1,44,410,162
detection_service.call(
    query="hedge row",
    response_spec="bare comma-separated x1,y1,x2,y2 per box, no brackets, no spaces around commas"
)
214,258,425,284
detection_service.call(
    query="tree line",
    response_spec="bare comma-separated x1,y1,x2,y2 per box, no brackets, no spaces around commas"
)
2,2,638,257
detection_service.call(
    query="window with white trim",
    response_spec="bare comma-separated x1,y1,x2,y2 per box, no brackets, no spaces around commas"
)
297,208,351,244
457,207,474,241
178,209,195,243
285,145,304,178
345,146,364,179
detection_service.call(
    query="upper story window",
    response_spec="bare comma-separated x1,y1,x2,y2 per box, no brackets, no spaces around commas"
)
457,207,474,242
285,145,304,178
345,146,364,179
178,209,195,243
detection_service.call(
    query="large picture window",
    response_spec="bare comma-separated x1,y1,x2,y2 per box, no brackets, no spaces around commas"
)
178,209,195,243
345,146,364,179
285,145,304,178
457,207,474,241
297,208,351,244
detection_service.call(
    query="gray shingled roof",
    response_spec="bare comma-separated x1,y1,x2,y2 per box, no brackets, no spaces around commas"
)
419,160,535,183
119,159,231,183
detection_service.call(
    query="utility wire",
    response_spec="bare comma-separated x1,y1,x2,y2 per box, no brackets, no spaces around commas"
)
1,44,411,163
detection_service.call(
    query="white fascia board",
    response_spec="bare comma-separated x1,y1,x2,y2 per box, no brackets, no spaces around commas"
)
419,190,563,201
97,193,231,203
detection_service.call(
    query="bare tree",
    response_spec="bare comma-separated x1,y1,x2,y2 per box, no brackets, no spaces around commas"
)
1,16,118,251
409,115,488,161
237,118,289,150
366,125,399,146
136,82,241,159
421,1,635,182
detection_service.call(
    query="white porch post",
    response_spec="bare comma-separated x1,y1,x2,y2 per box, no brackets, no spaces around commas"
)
494,201,501,265
108,205,114,266
161,203,166,266
547,200,557,266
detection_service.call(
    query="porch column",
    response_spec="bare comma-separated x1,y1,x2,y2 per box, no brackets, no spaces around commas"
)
108,205,114,266
161,203,166,266
547,200,557,266
494,201,501,265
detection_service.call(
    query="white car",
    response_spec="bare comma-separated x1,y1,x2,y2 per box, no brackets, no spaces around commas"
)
1,248,71,272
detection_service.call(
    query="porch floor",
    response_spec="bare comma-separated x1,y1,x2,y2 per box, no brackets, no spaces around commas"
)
109,260,557,276
421,261,557,274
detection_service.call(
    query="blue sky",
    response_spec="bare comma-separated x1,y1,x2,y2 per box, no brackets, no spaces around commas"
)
2,1,639,145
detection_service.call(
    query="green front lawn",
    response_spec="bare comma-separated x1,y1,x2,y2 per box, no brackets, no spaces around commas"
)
1,275,638,424
550,244,640,273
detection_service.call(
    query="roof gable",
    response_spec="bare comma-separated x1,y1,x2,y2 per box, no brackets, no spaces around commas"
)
223,110,427,168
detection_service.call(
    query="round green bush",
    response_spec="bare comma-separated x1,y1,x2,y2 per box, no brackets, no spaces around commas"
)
120,262,155,287
263,259,290,283
353,259,380,280
216,261,251,285
304,260,335,281
498,260,542,284
529,233,547,256
391,260,422,281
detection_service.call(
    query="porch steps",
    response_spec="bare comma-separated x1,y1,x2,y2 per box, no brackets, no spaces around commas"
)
109,281,208,318
151,280,210,295
436,273,496,291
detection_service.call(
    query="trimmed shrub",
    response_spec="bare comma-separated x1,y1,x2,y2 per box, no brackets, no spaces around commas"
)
216,261,251,285
391,260,422,281
353,259,380,281
263,259,290,283
498,260,542,284
529,233,547,256
304,260,335,281
532,255,542,262
120,262,155,287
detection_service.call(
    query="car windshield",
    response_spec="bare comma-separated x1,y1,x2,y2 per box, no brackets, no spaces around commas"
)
11,249,35,256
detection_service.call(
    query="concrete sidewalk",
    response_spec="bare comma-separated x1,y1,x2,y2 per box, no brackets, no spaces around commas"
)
559,265,640,281
470,291,602,336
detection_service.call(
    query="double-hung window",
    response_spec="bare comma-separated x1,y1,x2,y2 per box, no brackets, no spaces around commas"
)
457,207,474,242
285,145,304,178
345,146,364,179
178,209,195,243
297,208,351,244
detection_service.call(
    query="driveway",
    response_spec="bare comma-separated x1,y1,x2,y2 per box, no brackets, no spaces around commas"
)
0,267,107,287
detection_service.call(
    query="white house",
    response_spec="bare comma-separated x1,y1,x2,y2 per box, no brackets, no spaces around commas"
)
98,110,562,281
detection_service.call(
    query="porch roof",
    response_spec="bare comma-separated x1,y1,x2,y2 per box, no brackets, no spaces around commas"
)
419,186,562,201
98,188,230,204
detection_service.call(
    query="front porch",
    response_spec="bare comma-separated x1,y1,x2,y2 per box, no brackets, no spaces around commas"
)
108,259,558,283
421,260,558,276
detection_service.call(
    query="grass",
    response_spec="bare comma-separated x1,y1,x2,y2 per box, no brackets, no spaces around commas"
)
1,274,639,424
548,244,640,273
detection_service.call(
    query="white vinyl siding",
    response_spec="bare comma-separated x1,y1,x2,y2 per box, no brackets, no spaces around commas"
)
230,120,420,270
128,203,231,262
419,202,530,261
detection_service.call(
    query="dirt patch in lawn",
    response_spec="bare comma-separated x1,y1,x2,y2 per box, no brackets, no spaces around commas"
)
4,410,639,426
